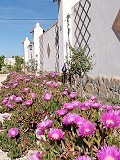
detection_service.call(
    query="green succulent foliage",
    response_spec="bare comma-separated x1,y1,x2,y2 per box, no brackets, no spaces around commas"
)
0,72,119,159
68,46,94,77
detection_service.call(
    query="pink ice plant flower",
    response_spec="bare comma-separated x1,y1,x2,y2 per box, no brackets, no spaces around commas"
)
62,90,68,95
42,80,46,85
72,100,81,107
52,82,59,88
6,102,13,108
78,121,95,137
63,102,76,110
74,116,87,127
9,95,16,101
15,96,22,103
2,113,11,119
91,102,102,109
48,128,64,140
23,100,33,106
30,151,41,160
69,91,77,98
8,128,19,138
102,105,113,110
35,128,44,140
4,85,10,89
56,109,67,116
62,113,80,125
2,97,8,104
75,155,91,160
97,145,120,160
101,111,120,128
42,93,52,101
12,83,18,88
46,81,53,87
37,120,53,130
89,95,98,101
29,92,38,99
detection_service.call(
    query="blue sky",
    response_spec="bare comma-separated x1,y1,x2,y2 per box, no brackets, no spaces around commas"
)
0,0,58,57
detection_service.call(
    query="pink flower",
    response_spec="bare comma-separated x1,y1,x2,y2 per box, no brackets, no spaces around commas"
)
102,105,113,110
4,85,10,89
97,145,120,160
91,102,102,109
2,98,8,104
78,121,95,137
72,100,81,107
46,81,53,87
2,113,11,119
6,102,13,108
30,151,41,160
101,111,120,128
69,92,77,98
89,95,98,101
56,109,67,116
42,93,52,101
52,82,59,88
48,128,64,140
8,128,19,138
15,97,22,103
9,95,16,101
35,128,44,140
37,120,53,130
62,113,80,125
42,80,46,85
29,93,38,99
12,83,18,88
23,100,33,106
62,90,68,95
23,87,30,92
74,116,87,127
63,102,76,110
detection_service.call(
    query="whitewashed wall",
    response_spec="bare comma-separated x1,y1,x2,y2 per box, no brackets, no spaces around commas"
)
39,23,59,72
71,0,120,77
23,37,31,64
58,0,80,70
31,23,44,70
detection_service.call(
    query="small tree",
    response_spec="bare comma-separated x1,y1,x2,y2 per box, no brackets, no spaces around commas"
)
67,46,94,97
13,56,24,72
0,55,5,71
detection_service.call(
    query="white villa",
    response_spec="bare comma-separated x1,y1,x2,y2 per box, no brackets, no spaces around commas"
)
23,0,120,76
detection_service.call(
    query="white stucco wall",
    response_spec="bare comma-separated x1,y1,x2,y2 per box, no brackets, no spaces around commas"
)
58,0,80,70
23,37,30,63
89,0,120,76
71,0,120,76
31,23,44,70
39,23,59,71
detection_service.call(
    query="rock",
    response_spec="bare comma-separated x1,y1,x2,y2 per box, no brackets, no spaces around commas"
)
99,83,107,98
95,76,103,86
85,83,94,95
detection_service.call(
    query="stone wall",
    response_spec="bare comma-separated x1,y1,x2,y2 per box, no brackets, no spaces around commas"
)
78,75,120,99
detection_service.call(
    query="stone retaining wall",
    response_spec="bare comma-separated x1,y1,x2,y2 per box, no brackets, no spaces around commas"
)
77,75,120,99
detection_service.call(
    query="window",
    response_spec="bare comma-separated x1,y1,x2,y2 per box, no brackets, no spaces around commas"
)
47,43,51,58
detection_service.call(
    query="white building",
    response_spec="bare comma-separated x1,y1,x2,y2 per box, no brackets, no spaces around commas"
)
4,57,15,66
23,0,120,76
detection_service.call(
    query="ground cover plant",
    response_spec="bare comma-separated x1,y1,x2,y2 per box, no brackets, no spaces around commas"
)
0,71,120,159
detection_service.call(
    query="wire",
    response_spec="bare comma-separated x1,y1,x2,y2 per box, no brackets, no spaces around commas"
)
0,18,57,21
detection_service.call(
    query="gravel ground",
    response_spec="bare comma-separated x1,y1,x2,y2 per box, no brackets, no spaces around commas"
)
0,74,8,85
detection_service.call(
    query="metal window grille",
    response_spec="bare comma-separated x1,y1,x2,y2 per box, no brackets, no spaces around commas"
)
55,23,59,72
39,35,44,71
74,0,91,55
